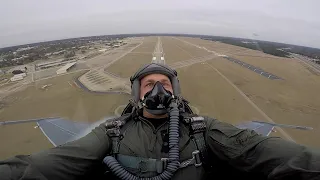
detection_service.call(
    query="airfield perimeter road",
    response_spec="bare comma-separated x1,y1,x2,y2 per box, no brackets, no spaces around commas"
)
1,36,320,159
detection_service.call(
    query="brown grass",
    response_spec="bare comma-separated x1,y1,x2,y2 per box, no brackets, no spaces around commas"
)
131,36,157,53
162,37,194,63
1,35,320,160
106,53,152,78
0,71,130,159
175,37,320,147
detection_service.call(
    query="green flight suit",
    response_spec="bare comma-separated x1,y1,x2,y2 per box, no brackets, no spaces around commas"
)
0,115,320,180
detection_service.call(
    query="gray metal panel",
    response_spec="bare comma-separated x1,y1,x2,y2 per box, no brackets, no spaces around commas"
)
37,118,90,147
236,121,313,136
236,121,274,136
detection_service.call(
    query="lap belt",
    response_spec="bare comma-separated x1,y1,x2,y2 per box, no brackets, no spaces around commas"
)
117,151,202,174
113,115,208,174
117,154,167,174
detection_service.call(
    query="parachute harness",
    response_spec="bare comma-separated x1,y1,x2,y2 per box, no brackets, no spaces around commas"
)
103,99,181,180
102,63,208,179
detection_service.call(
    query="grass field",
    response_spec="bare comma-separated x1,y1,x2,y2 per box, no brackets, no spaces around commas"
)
176,63,266,124
0,71,130,122
106,53,153,78
173,37,320,147
131,36,157,53
106,37,156,78
1,36,320,160
162,37,194,63
0,71,130,159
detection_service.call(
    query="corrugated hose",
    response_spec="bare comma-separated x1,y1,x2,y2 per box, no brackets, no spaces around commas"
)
103,100,180,180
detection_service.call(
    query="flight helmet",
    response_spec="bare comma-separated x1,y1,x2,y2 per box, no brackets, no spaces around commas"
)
130,63,181,103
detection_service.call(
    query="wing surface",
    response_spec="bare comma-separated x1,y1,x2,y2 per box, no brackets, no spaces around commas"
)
37,118,90,147
236,121,313,136
236,121,275,136
1,116,117,147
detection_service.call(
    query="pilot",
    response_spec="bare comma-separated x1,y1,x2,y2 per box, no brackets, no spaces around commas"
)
0,63,320,180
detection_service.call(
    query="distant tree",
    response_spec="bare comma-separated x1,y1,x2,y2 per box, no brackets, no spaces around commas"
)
64,51,75,58
5,54,14,60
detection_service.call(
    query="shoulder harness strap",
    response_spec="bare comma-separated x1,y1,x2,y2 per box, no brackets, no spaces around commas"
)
104,113,132,156
182,113,209,169
104,113,210,175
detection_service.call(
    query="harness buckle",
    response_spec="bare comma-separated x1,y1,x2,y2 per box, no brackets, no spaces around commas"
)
192,150,202,167
190,117,206,134
138,160,148,173
156,158,168,173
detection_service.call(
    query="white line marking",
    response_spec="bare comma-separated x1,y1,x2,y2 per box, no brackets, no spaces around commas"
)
174,37,295,142
37,121,57,147
204,62,295,142
152,36,165,64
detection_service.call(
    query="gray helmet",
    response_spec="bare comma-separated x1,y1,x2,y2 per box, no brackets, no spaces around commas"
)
130,63,181,103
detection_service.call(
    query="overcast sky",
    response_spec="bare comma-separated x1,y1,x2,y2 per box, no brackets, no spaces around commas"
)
1,0,319,48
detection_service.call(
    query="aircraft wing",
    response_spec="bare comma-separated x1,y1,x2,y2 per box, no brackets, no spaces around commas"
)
236,121,276,136
39,119,312,146
236,120,313,136
36,118,91,146
36,117,116,147
1,118,313,147
1,118,94,147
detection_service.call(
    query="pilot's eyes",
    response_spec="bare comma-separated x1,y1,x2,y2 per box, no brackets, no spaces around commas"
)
146,82,154,87
162,82,170,87
145,82,170,88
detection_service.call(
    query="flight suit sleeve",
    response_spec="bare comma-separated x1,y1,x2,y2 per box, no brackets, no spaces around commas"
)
205,118,320,180
0,123,111,180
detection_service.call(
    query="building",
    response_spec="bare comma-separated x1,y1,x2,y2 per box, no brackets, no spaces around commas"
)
36,60,76,70
99,48,108,52
10,73,26,82
56,62,76,75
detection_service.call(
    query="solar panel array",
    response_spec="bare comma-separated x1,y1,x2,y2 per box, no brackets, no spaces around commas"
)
223,57,282,80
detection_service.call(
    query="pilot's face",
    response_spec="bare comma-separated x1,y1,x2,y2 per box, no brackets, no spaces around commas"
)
140,73,173,99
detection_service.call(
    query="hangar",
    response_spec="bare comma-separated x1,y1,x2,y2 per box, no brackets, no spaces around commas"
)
56,62,76,75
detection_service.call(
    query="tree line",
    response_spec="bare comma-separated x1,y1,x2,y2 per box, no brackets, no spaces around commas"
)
202,36,320,60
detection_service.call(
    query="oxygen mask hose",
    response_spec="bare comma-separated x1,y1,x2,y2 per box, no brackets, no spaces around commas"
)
103,99,181,180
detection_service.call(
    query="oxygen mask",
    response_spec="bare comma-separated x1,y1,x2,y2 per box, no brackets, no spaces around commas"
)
141,81,174,115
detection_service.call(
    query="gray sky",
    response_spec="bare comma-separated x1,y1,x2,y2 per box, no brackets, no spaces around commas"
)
1,0,319,48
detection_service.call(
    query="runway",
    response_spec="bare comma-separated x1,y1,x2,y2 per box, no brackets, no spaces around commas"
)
151,37,165,64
